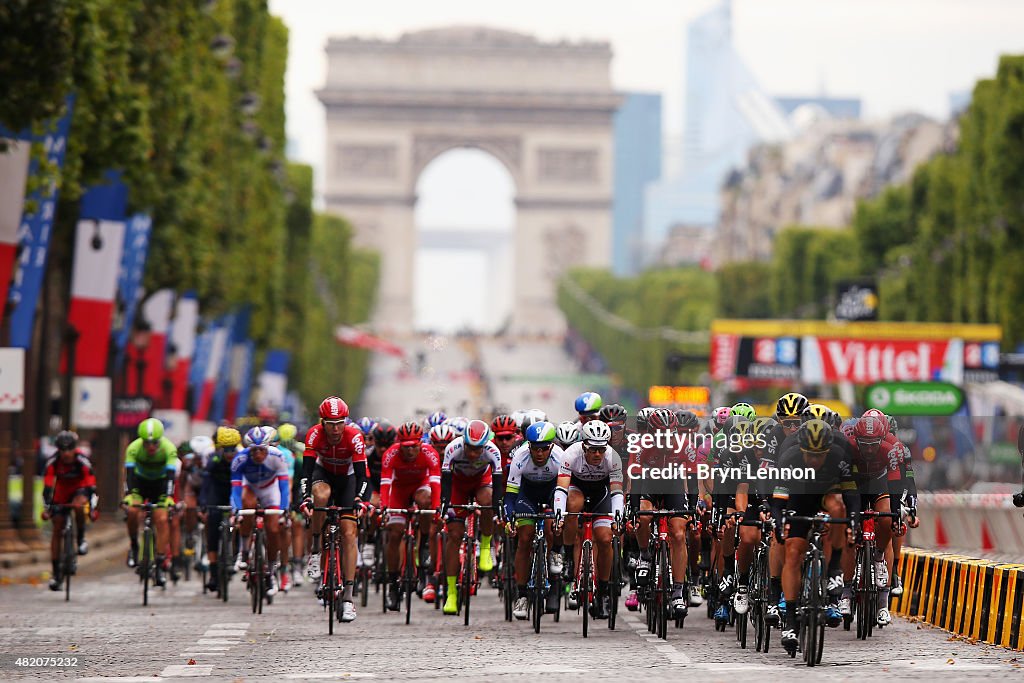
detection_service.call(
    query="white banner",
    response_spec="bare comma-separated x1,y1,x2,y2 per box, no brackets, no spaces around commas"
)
152,409,190,445
71,376,112,428
0,348,26,412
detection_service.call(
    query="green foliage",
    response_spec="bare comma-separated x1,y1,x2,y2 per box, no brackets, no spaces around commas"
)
715,262,774,319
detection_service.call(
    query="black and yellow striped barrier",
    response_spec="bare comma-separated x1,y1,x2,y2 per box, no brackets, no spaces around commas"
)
892,548,1024,650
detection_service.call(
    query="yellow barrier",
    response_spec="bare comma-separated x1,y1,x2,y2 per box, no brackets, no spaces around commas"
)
892,548,1024,650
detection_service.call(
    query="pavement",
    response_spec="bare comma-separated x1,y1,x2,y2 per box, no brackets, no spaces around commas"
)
0,554,1021,682
1,522,126,583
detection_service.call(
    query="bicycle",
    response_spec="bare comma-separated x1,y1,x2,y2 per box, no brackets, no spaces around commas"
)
48,503,82,602
447,503,483,626
513,510,561,633
782,511,851,667
311,505,357,634
850,509,900,640
205,505,235,602
129,503,161,606
384,506,437,625
559,507,618,638
740,515,775,653
498,519,516,622
637,509,690,640
237,508,284,615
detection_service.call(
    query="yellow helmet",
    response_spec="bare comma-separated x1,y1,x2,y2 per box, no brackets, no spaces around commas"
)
801,403,830,423
798,419,833,453
278,423,297,442
776,392,809,419
215,426,241,448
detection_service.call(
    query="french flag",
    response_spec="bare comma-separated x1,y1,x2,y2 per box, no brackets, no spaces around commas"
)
0,138,31,319
257,350,290,412
65,174,127,376
225,340,254,421
194,321,229,420
141,289,174,405
168,292,198,410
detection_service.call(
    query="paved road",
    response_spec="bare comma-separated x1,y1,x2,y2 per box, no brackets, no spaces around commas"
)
0,553,1020,682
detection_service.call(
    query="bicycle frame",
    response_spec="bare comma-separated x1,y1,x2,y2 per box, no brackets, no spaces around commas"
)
312,506,357,634
384,507,437,625
237,508,284,615
448,503,482,626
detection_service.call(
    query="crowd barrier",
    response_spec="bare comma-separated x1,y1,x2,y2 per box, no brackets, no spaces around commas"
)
892,548,1024,650
907,493,1024,555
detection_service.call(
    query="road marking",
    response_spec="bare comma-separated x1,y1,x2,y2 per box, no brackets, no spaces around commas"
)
178,652,227,657
161,665,213,677
78,678,163,682
196,638,240,645
209,622,250,629
283,674,376,679
201,629,246,637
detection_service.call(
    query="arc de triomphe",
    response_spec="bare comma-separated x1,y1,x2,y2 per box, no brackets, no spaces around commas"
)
317,26,620,335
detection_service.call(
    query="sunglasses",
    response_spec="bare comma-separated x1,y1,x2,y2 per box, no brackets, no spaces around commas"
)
495,434,516,441
529,443,553,451
584,445,605,453
322,419,345,426
781,419,801,429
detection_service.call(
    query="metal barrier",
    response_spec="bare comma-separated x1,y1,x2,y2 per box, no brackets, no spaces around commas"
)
908,493,1024,555
892,548,1024,650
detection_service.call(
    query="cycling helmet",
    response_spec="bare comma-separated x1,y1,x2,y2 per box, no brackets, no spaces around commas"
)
447,416,468,437
776,393,809,419
356,417,377,436
427,411,448,428
526,408,548,423
525,421,556,444
266,426,280,445
648,408,677,431
520,412,542,434
723,415,749,437
177,441,193,457
581,420,612,447
887,415,898,433
840,418,858,439
138,418,164,441
636,406,655,431
319,396,349,421
429,423,455,447
511,410,526,430
854,414,889,443
245,426,274,448
674,410,700,431
801,403,831,423
278,423,298,442
730,402,756,420
373,419,397,450
397,421,424,446
555,421,581,446
463,419,491,447
753,417,778,438
798,419,833,453
712,407,731,427
54,430,78,451
574,391,603,416
599,403,628,424
215,426,241,448
491,414,517,436
189,435,214,455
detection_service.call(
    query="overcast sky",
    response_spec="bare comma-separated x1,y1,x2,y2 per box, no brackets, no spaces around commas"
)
268,0,1024,331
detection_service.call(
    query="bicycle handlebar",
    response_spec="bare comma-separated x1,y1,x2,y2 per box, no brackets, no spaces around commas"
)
236,508,285,516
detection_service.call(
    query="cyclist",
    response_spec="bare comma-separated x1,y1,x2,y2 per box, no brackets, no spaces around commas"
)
574,391,603,427
198,426,240,594
770,419,857,653
600,403,629,452
885,415,918,597
123,418,179,586
267,427,294,593
380,422,441,611
439,419,503,615
491,414,521,478
555,421,580,450
674,409,710,608
178,436,213,580
300,396,367,623
629,408,691,619
503,421,565,619
231,426,290,596
706,415,749,626
42,431,99,591
554,419,623,620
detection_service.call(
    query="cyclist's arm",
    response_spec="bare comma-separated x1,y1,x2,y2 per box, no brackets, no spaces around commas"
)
379,452,393,509
553,473,570,516
276,457,290,511
124,443,138,493
608,451,624,518
428,449,441,510
42,461,55,506
230,457,244,512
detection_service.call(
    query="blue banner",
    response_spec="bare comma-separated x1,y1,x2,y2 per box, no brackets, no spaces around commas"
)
210,309,247,423
114,213,154,353
233,340,256,421
263,349,291,375
190,323,215,410
7,95,75,348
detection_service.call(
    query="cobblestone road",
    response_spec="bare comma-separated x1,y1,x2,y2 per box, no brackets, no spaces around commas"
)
0,552,1021,682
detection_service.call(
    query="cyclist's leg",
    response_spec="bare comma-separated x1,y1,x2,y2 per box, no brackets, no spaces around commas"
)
564,487,585,573
475,483,495,570
513,496,539,597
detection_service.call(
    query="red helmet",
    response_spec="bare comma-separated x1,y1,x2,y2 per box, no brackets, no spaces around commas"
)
491,414,517,436
854,414,889,442
463,419,491,447
648,408,677,431
319,396,349,421
862,408,887,422
397,421,424,446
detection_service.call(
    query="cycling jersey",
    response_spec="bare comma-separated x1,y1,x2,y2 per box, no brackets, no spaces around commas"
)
125,437,179,481
303,424,366,476
43,452,96,505
504,444,564,500
441,438,502,478
845,431,904,481
558,442,623,485
379,443,441,509
230,446,291,511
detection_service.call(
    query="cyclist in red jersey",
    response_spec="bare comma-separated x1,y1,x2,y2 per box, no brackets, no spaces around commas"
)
41,431,99,590
381,422,441,609
491,415,520,481
299,396,367,623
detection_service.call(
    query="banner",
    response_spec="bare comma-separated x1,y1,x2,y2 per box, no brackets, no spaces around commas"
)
335,325,404,357
864,381,964,416
114,213,153,353
113,395,152,430
225,339,254,421
211,309,248,422
834,280,879,321
141,289,175,402
194,319,229,421
0,348,26,412
963,341,1001,384
709,334,800,381
168,292,199,410
7,95,75,348
709,333,740,380
71,377,112,428
256,349,290,411
801,337,963,385
65,172,128,376
0,139,32,317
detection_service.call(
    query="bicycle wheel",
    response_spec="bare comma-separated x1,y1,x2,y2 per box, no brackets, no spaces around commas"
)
404,533,415,625
502,531,516,622
61,518,74,602
532,538,546,634
856,545,870,640
581,540,592,638
326,531,336,634
657,544,670,640
737,597,748,648
609,533,621,631
142,525,153,606
462,535,474,626
250,531,260,614
219,523,231,602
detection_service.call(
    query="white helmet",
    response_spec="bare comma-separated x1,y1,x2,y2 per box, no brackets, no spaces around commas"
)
446,416,468,436
189,435,215,457
511,410,525,429
526,408,548,423
555,421,580,447
581,420,612,447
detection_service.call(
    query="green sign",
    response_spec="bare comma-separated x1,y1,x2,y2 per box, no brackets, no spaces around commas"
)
864,381,964,416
